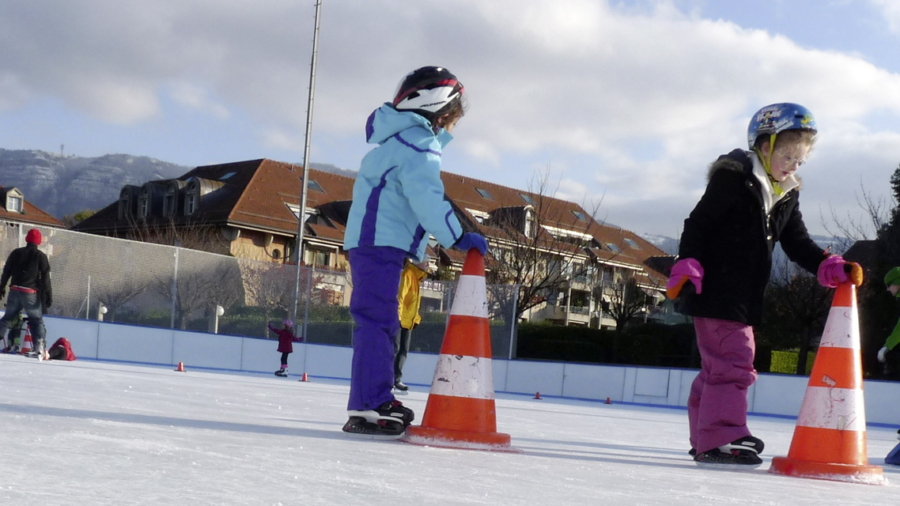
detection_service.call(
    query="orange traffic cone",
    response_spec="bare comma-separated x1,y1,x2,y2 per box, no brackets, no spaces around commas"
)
769,282,885,485
175,361,185,372
21,328,33,355
300,372,309,382
534,392,542,400
402,250,515,452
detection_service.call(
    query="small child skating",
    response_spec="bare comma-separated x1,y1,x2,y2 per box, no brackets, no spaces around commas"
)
880,267,900,465
341,66,488,438
268,319,302,377
393,257,428,394
668,103,861,467
1,312,24,353
877,267,900,377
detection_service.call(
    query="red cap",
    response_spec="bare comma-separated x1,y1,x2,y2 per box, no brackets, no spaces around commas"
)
25,228,42,245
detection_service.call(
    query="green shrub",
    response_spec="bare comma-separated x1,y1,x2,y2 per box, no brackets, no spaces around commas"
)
770,350,815,375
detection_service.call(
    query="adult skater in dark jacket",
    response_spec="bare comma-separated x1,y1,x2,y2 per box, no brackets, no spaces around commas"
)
667,104,862,466
0,228,52,359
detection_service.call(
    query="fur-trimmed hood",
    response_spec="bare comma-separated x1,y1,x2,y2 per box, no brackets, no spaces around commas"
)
706,149,802,191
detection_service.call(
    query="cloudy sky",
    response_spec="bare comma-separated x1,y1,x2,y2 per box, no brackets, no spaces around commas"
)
2,0,900,239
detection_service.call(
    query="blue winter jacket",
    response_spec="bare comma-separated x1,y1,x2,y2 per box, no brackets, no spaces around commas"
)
343,104,464,261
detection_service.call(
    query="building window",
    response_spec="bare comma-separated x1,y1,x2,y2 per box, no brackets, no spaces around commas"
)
185,192,198,216
220,171,236,180
519,193,534,204
624,238,640,250
118,196,130,219
525,210,536,238
571,210,587,221
138,196,149,218
6,195,23,213
163,194,175,217
308,180,325,193
305,249,331,268
475,188,494,200
607,243,620,253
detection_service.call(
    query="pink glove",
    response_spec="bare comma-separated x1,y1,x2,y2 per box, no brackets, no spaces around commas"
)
817,255,864,288
666,258,703,300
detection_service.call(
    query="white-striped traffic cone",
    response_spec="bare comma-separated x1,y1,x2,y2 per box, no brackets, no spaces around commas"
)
769,281,885,485
402,249,514,451
21,327,33,355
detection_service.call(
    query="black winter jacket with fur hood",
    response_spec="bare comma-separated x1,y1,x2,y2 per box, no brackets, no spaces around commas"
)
675,149,825,325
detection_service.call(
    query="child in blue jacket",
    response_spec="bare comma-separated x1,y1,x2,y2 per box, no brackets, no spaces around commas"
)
341,66,487,437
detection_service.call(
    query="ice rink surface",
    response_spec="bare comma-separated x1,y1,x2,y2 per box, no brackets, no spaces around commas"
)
2,353,899,505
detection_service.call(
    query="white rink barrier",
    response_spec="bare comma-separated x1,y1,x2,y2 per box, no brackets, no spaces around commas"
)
17,315,900,426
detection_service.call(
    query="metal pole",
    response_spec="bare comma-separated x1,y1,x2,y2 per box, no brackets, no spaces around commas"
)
303,265,312,339
291,0,322,324
170,248,180,329
508,284,519,361
86,275,91,320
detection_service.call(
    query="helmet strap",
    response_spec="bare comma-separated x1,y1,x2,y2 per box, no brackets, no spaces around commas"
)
753,133,784,196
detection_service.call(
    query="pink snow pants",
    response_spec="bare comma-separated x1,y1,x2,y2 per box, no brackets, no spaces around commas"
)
688,317,757,454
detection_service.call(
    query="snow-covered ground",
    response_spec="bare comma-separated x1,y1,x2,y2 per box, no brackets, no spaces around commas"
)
2,354,899,506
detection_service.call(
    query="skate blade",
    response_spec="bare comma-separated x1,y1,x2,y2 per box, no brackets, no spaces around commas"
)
341,430,405,441
693,460,763,471
393,389,409,396
341,420,405,440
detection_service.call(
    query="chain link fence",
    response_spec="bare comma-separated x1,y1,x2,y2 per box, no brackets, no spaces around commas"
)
1,220,518,359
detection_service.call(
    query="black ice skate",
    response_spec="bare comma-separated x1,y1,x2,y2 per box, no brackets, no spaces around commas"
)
347,400,415,427
393,381,409,395
275,368,288,377
720,435,764,455
341,416,405,439
694,436,765,468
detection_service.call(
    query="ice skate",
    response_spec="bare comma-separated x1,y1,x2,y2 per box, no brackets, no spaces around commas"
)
694,436,765,468
275,368,288,377
393,381,409,395
341,416,405,439
347,400,414,427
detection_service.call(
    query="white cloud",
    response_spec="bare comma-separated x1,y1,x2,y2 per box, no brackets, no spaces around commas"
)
2,0,900,237
872,0,900,33
0,73,31,112
168,82,230,120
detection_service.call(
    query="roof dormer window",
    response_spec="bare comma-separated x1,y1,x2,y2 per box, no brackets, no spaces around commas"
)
308,180,325,193
6,194,23,213
475,188,494,200
185,189,199,216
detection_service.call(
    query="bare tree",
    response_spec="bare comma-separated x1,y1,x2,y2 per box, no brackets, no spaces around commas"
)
603,273,651,333
151,261,227,330
483,169,604,323
94,279,146,322
241,260,297,336
761,257,832,374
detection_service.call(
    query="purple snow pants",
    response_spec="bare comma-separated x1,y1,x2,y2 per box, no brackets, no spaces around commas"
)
688,317,757,454
347,246,405,411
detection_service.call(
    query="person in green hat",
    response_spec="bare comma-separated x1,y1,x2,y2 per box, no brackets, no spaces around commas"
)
877,267,900,377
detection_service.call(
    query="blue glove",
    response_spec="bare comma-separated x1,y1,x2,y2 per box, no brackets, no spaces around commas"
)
454,233,488,256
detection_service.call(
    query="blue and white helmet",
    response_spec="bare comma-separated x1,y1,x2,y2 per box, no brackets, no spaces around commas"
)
392,66,464,122
747,103,817,149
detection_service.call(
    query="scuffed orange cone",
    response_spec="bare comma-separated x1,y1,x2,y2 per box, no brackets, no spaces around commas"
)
769,282,885,485
534,392,541,400
301,372,309,382
21,328,33,355
175,361,185,372
402,250,515,452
